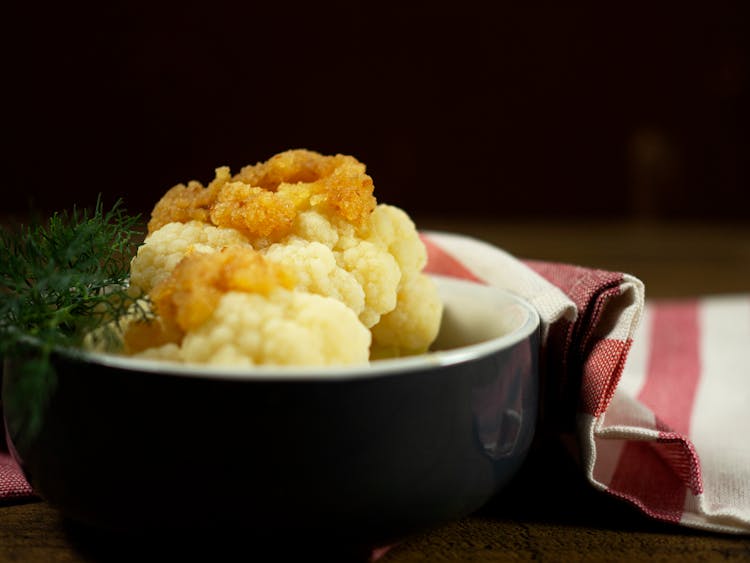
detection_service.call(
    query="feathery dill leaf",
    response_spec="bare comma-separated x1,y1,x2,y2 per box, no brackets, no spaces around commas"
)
1,196,149,440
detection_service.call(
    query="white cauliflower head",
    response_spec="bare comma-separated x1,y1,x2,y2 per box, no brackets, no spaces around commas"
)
262,209,403,329
122,246,370,366
118,150,443,365
130,220,249,293
139,289,370,366
257,205,442,354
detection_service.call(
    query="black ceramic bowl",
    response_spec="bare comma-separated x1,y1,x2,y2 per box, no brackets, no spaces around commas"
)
3,275,539,545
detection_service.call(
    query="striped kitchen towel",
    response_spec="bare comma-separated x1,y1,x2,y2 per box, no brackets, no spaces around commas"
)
2,232,749,534
422,232,750,534
0,449,34,501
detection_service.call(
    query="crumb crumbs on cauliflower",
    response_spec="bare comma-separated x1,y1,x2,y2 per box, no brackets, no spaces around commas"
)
147,150,376,240
114,149,442,366
129,221,250,293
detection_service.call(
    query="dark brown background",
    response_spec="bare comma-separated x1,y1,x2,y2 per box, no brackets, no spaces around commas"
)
3,1,748,221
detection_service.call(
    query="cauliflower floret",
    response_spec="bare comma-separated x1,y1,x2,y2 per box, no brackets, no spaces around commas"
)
262,228,402,329
133,342,182,363
334,240,401,328
292,208,346,247
127,150,444,364
357,205,443,357
272,204,441,356
124,246,369,366
370,273,443,359
362,205,427,275
129,221,249,293
262,239,368,323
138,289,370,366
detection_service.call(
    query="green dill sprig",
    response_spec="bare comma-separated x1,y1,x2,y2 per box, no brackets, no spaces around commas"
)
1,196,150,441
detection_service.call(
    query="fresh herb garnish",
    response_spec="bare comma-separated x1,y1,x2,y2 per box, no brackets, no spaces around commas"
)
1,197,149,439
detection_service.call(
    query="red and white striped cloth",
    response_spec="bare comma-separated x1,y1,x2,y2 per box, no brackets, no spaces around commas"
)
422,232,750,534
1,232,749,534
0,449,34,501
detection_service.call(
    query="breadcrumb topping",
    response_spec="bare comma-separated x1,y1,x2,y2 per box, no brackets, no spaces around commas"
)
148,149,376,241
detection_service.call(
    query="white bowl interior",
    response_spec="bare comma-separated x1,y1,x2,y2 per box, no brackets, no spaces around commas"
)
79,274,539,380
431,277,533,351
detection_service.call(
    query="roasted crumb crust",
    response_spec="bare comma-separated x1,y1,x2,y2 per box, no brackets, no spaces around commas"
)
124,246,294,353
148,149,376,241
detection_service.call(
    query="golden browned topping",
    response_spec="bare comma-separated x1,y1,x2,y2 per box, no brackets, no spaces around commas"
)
208,182,305,241
147,177,224,234
147,149,376,241
124,246,294,352
154,245,295,331
122,315,182,356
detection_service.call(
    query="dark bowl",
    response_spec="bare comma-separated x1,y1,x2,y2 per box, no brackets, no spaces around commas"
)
3,275,539,545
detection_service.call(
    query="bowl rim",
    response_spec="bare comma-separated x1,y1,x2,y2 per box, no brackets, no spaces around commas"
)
58,275,540,382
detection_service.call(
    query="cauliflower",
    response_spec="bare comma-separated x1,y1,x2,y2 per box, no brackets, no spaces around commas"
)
130,221,249,293
140,290,370,366
123,246,370,366
261,238,369,324
120,149,443,366
261,210,403,329
263,204,442,355
370,274,444,359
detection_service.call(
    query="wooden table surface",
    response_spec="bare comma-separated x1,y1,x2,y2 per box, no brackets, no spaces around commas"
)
2,218,749,562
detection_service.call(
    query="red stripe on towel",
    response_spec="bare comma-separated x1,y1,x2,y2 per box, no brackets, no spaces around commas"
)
421,235,483,283
581,337,633,416
607,440,686,524
0,453,33,500
607,301,703,520
640,302,701,436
